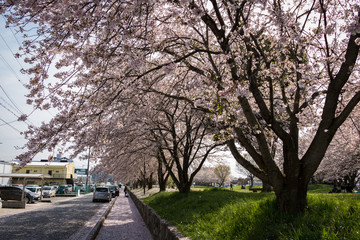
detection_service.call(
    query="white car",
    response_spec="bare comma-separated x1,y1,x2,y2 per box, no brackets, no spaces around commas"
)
42,186,56,197
26,186,42,200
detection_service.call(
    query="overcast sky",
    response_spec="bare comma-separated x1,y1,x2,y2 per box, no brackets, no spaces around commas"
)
0,17,69,163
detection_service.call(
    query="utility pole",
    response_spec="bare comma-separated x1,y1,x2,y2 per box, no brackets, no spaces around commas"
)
85,147,90,192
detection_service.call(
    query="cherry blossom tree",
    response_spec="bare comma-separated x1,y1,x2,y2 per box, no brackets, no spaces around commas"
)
2,0,359,214
150,99,221,193
314,107,360,189
148,0,360,213
193,166,218,186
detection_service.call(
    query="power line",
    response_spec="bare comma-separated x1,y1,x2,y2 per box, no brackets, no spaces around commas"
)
0,119,17,127
0,84,23,114
0,101,24,121
0,53,26,86
0,94,34,126
0,95,22,115
2,16,22,47
0,32,25,70
0,20,43,129
0,117,21,133
0,98,22,118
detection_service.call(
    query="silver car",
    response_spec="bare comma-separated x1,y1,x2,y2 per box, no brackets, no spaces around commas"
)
93,187,112,202
42,186,56,198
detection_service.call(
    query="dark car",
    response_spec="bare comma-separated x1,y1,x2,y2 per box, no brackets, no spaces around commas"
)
0,186,36,203
106,185,119,197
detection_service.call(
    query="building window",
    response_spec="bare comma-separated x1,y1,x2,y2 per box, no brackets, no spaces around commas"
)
34,170,38,173
48,170,52,176
56,170,59,173
26,170,30,174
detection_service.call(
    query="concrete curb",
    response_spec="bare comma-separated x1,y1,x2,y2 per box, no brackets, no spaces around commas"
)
128,190,190,240
68,196,117,240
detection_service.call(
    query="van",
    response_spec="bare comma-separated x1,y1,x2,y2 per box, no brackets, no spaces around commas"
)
26,186,41,200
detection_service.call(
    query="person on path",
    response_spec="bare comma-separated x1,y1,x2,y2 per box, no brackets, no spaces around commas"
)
124,185,128,197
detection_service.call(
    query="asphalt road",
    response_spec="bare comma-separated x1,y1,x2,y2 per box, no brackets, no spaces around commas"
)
0,194,109,240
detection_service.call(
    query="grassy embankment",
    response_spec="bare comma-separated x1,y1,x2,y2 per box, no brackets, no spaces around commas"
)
143,185,360,240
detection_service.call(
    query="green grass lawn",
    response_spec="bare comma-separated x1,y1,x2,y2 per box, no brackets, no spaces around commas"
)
143,185,360,240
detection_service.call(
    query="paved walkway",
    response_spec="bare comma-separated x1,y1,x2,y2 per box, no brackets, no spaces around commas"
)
95,193,153,240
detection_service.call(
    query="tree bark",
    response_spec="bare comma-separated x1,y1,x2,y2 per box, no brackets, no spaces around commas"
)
177,182,192,193
147,172,153,190
262,180,272,192
157,147,171,192
274,178,308,214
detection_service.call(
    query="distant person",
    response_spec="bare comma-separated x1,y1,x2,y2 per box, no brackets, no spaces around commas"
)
329,185,338,193
340,182,346,192
230,183,233,191
124,185,128,197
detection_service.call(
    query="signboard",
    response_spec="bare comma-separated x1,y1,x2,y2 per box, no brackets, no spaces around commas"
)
75,169,88,175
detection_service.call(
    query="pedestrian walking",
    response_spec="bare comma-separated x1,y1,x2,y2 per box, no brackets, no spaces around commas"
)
124,185,128,197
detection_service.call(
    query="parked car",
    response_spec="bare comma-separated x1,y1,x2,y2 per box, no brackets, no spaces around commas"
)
26,185,40,188
67,184,73,192
52,185,59,193
42,186,56,197
0,186,35,203
106,185,119,197
93,187,112,202
26,186,42,200
24,188,37,202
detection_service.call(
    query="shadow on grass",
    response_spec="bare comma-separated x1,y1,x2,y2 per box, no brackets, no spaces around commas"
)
144,188,266,222
144,188,360,240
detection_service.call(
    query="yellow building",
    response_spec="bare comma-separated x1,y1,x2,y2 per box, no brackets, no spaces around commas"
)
12,160,75,186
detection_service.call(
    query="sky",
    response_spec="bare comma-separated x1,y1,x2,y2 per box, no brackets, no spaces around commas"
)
0,17,91,168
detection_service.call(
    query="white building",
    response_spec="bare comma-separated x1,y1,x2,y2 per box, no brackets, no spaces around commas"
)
0,161,12,185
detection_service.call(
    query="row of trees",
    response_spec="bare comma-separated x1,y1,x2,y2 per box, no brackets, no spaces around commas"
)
2,0,359,214
313,109,360,189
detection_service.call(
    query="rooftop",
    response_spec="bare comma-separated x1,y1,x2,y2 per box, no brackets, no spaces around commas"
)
15,161,74,167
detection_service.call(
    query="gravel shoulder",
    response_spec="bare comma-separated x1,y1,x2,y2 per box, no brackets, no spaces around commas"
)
0,195,84,217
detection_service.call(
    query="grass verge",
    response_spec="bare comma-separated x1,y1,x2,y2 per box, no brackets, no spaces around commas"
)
143,186,360,240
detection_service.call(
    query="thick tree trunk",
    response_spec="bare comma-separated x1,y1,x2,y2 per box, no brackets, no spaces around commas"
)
159,181,167,191
147,173,153,190
157,161,167,191
142,179,146,195
274,179,308,214
262,181,272,192
157,147,172,192
249,175,254,188
177,182,192,193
